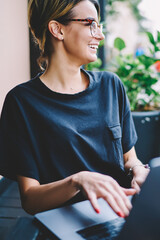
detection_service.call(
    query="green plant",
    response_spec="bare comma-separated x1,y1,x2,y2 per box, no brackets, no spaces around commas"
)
111,31,160,111
84,58,102,71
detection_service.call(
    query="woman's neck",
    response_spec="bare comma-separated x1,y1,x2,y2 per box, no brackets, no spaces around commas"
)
40,58,89,94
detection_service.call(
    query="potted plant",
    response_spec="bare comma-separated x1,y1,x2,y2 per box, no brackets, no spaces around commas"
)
111,31,160,163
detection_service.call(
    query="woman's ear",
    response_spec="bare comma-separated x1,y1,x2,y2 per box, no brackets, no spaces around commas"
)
48,20,64,40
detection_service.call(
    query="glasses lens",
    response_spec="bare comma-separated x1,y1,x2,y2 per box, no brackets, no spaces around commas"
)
90,21,97,36
90,21,103,37
99,24,103,32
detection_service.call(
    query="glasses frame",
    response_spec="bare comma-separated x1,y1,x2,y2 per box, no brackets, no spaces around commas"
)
67,18,103,37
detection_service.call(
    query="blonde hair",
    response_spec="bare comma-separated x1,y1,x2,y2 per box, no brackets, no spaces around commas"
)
28,0,100,70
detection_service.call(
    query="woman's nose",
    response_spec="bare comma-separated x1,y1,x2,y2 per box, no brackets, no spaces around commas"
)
95,29,105,40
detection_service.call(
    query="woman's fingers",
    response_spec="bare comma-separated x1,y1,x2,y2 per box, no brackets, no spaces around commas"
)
103,182,132,217
88,192,100,214
89,186,131,217
131,179,141,193
106,179,133,208
102,191,128,217
122,187,136,196
78,172,135,217
88,189,128,217
88,183,133,217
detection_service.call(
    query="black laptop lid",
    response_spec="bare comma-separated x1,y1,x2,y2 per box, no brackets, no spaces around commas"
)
118,158,160,240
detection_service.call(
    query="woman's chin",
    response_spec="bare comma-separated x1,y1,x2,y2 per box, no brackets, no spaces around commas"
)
84,55,98,65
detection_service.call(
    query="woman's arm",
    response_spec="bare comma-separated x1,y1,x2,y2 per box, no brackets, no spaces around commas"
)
123,146,150,192
17,171,135,217
17,175,80,215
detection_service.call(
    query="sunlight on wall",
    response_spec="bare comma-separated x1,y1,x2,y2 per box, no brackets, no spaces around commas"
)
0,0,30,112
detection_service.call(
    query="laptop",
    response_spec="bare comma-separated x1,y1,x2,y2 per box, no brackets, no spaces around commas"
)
35,157,160,240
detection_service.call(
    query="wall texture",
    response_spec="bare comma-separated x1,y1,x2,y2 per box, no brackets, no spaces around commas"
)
0,0,30,112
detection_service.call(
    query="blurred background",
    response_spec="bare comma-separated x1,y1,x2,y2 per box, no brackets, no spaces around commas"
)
106,0,160,56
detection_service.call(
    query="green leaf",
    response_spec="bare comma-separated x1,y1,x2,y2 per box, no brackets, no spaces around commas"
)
149,47,154,55
114,38,126,51
138,98,147,105
154,45,160,52
146,32,155,45
137,55,155,68
85,58,102,71
99,39,105,47
157,31,160,42
115,55,125,66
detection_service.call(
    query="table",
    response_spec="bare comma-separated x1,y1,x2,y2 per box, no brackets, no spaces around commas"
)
0,178,58,240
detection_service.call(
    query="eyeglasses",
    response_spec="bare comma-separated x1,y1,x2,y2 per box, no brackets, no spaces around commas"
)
68,19,103,37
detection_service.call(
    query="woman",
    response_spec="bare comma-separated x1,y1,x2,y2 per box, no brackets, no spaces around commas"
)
0,0,149,217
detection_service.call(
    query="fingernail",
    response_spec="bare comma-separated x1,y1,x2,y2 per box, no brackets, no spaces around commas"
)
95,208,100,214
117,211,125,218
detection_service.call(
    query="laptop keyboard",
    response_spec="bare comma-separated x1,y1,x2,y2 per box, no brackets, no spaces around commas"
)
77,217,125,240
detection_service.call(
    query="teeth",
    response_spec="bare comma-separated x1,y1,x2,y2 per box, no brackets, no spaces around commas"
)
89,45,98,49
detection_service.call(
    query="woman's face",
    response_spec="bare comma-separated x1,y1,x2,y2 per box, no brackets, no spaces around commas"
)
62,0,105,65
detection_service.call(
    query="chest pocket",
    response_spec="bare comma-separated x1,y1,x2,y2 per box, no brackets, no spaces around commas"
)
108,125,124,169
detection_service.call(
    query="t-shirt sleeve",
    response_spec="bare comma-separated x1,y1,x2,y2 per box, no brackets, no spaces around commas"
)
115,74,138,154
0,91,40,182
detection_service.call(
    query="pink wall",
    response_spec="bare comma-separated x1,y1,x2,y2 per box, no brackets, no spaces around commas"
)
0,0,30,112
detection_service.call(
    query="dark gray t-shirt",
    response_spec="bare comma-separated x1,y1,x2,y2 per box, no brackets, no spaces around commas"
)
0,70,137,189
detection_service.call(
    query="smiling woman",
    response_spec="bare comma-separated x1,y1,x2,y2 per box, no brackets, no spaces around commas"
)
28,0,101,70
0,0,149,217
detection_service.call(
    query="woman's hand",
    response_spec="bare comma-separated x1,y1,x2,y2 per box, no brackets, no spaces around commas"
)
73,171,136,218
131,166,150,193
123,146,150,194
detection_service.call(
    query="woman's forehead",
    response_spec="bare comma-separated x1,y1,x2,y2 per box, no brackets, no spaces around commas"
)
72,1,98,20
